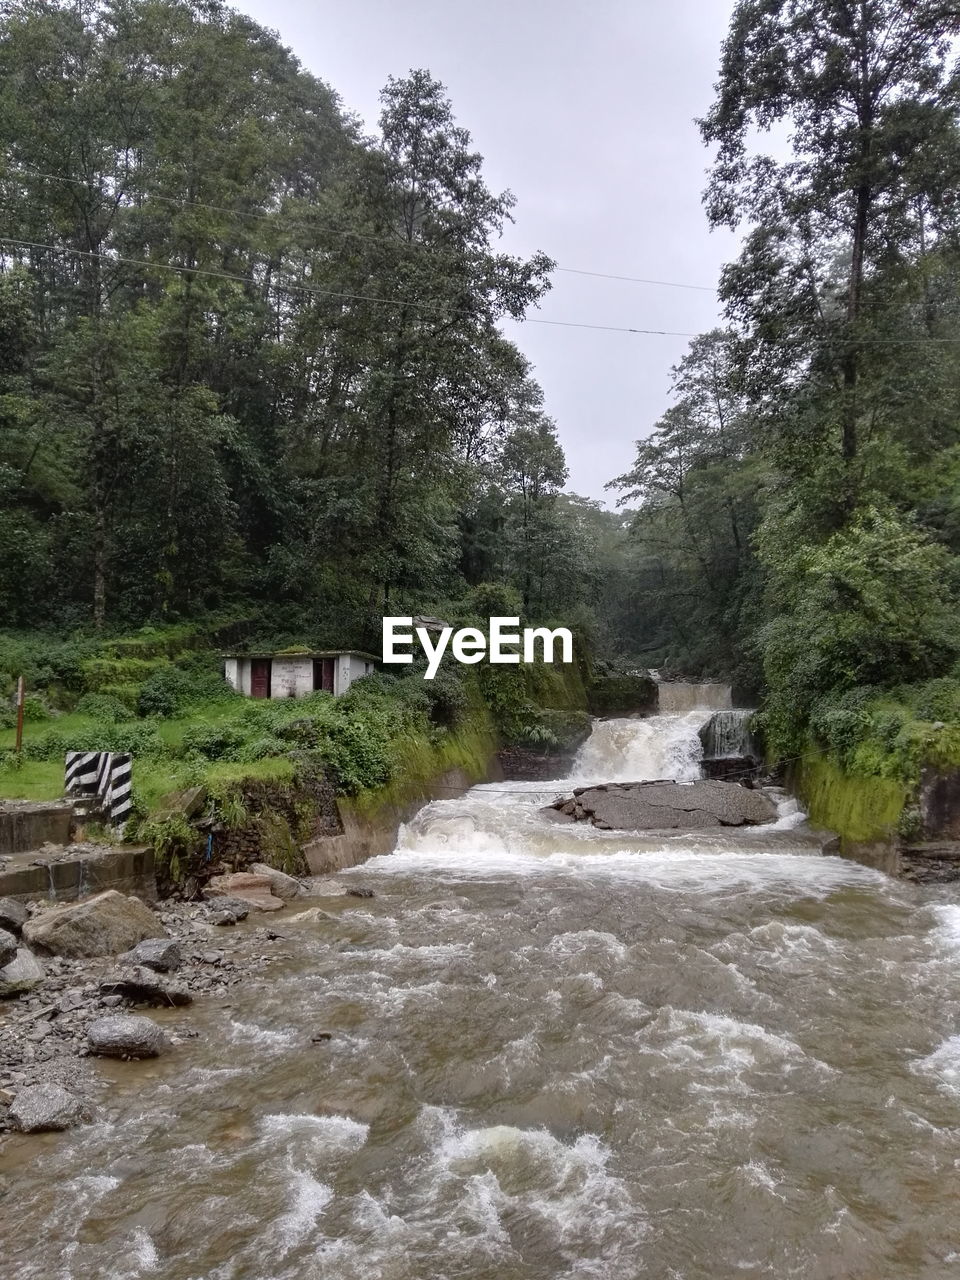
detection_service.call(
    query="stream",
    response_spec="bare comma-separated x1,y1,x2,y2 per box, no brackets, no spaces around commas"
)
4,701,960,1278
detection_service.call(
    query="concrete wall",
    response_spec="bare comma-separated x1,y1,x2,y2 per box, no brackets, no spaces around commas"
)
0,803,74,856
302,764,493,875
0,845,156,903
226,655,373,699
270,656,314,700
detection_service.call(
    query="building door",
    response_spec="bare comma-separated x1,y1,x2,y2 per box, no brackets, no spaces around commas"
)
313,658,335,693
250,658,271,699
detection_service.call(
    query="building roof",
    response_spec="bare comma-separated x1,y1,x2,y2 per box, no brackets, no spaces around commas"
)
222,649,379,663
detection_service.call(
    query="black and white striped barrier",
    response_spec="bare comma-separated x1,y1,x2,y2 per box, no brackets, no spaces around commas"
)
65,751,133,830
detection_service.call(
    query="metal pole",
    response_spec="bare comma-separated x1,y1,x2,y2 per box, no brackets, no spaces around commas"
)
15,676,24,755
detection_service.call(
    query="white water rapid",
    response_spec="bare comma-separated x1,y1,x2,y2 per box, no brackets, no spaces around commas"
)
5,698,960,1279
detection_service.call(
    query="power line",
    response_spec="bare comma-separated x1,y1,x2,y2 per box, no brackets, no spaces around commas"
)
555,267,714,291
6,165,720,295
0,235,700,337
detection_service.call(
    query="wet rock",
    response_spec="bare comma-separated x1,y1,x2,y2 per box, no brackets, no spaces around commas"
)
0,898,28,936
287,907,335,924
0,928,17,969
87,1014,167,1058
208,896,249,919
346,887,374,899
118,938,182,973
0,947,44,998
211,911,238,926
9,1083,88,1132
23,890,166,958
547,779,778,831
204,874,283,912
98,965,193,1006
249,864,303,901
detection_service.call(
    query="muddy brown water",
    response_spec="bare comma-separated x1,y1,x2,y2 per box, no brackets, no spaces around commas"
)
4,713,960,1279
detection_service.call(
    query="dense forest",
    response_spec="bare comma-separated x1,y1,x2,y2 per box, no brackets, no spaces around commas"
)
0,0,625,647
6,0,960,794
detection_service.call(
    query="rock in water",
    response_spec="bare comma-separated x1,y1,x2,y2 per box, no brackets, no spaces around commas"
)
87,1014,167,1058
0,947,44,998
0,898,29,936
23,890,166,958
9,1084,88,1133
204,873,283,912
547,779,778,831
98,965,193,1006
287,907,335,924
205,896,250,922
118,938,182,972
249,864,303,900
0,927,17,969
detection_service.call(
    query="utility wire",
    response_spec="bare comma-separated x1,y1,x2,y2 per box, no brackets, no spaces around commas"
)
7,235,960,346
0,236,700,337
6,165,719,295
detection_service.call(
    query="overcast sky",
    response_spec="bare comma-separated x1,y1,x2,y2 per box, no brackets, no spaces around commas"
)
238,0,740,503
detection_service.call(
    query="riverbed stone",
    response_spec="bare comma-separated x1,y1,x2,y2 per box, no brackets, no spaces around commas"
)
206,896,249,920
87,1014,167,1058
0,947,44,997
0,898,28,936
547,779,778,831
98,965,193,1006
204,873,283,912
23,890,166,958
0,928,17,969
249,864,303,900
287,906,336,924
9,1083,88,1132
118,938,182,973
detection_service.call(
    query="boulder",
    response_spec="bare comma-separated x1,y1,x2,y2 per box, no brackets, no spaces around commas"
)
87,1014,167,1058
9,1084,88,1133
249,864,303,901
204,873,283,912
287,907,335,924
0,928,17,969
205,896,249,922
0,947,44,998
98,965,193,1006
23,890,166,958
0,897,28,936
118,938,182,973
546,779,778,832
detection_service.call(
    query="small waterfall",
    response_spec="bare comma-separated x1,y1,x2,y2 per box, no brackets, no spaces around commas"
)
700,709,757,760
657,681,731,715
573,713,705,783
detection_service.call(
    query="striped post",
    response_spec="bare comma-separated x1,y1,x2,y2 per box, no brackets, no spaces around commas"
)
64,751,133,831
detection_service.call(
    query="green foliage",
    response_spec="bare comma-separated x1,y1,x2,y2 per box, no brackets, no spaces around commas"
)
588,671,657,716
138,663,236,718
74,693,131,723
760,509,959,756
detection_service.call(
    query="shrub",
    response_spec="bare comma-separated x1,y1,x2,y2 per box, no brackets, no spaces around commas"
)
180,723,247,761
75,693,131,723
138,662,236,717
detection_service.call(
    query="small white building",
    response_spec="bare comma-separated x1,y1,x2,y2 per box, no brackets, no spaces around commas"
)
223,650,378,700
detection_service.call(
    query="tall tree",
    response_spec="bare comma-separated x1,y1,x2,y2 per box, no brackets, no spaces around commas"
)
700,0,960,517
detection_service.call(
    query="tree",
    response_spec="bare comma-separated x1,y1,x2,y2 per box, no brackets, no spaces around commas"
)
701,0,960,515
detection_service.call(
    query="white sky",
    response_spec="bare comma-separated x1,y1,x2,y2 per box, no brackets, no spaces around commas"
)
237,0,740,502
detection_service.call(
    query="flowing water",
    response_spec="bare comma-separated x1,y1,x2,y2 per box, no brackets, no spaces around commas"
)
5,705,960,1279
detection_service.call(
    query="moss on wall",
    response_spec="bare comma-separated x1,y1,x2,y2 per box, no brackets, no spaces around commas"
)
588,672,658,716
791,751,907,846
347,702,498,821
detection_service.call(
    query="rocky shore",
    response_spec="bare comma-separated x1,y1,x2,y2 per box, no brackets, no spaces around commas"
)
0,869,371,1134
